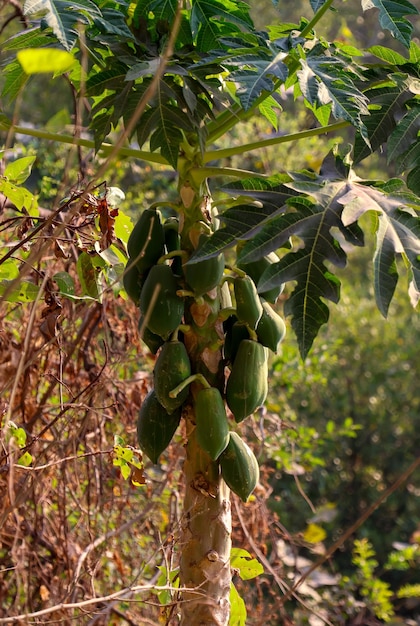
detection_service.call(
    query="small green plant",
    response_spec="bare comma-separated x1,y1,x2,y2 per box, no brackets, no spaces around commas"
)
348,538,420,622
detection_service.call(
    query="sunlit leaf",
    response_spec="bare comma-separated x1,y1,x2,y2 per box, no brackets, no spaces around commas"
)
230,548,264,580
18,451,33,467
362,0,418,48
229,583,246,626
17,48,75,74
23,0,101,50
304,523,327,543
4,156,36,184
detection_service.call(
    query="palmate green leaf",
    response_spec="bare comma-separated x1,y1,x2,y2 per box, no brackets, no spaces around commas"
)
1,60,28,100
340,183,420,314
23,0,102,50
140,98,193,168
229,150,417,355
91,7,135,41
387,103,420,165
258,95,281,130
230,56,288,111
298,55,370,140
406,166,420,195
367,45,409,65
396,140,420,173
353,80,411,163
196,18,239,52
362,0,419,49
190,0,253,39
85,64,129,96
2,27,55,51
240,178,363,357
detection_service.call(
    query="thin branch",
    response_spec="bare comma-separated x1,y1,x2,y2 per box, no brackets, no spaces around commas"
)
0,583,206,623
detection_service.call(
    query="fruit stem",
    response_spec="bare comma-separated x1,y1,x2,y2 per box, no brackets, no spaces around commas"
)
169,373,210,398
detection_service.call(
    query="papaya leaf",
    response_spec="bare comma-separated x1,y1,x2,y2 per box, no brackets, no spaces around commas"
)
147,103,191,169
406,166,420,196
190,0,253,39
353,80,412,163
23,0,101,50
2,27,55,51
1,60,28,101
232,150,419,355
396,139,420,173
367,45,409,65
230,55,288,111
298,54,369,140
387,104,420,165
340,184,420,315
361,0,419,49
258,95,281,130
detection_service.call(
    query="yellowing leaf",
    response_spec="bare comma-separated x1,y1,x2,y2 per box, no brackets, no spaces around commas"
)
303,523,327,544
39,585,50,601
17,48,75,75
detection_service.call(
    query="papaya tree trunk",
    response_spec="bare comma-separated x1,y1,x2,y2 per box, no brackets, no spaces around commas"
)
180,419,232,625
177,172,232,625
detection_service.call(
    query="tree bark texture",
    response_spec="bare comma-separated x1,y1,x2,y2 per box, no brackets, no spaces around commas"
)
179,418,232,626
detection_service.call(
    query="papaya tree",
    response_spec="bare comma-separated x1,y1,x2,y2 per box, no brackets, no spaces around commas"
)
1,0,420,624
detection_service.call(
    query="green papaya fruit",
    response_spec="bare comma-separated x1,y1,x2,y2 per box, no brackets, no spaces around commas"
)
238,252,284,303
256,301,286,353
138,315,165,354
163,218,183,276
136,390,181,464
195,387,229,460
220,431,259,502
224,320,250,364
139,264,184,340
234,275,263,329
127,209,165,273
154,339,191,414
226,339,268,422
184,235,225,297
123,261,145,305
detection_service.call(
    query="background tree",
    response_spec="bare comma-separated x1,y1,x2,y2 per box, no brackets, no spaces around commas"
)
1,0,419,624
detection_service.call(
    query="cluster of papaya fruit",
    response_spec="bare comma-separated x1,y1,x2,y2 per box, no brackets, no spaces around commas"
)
123,208,286,501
